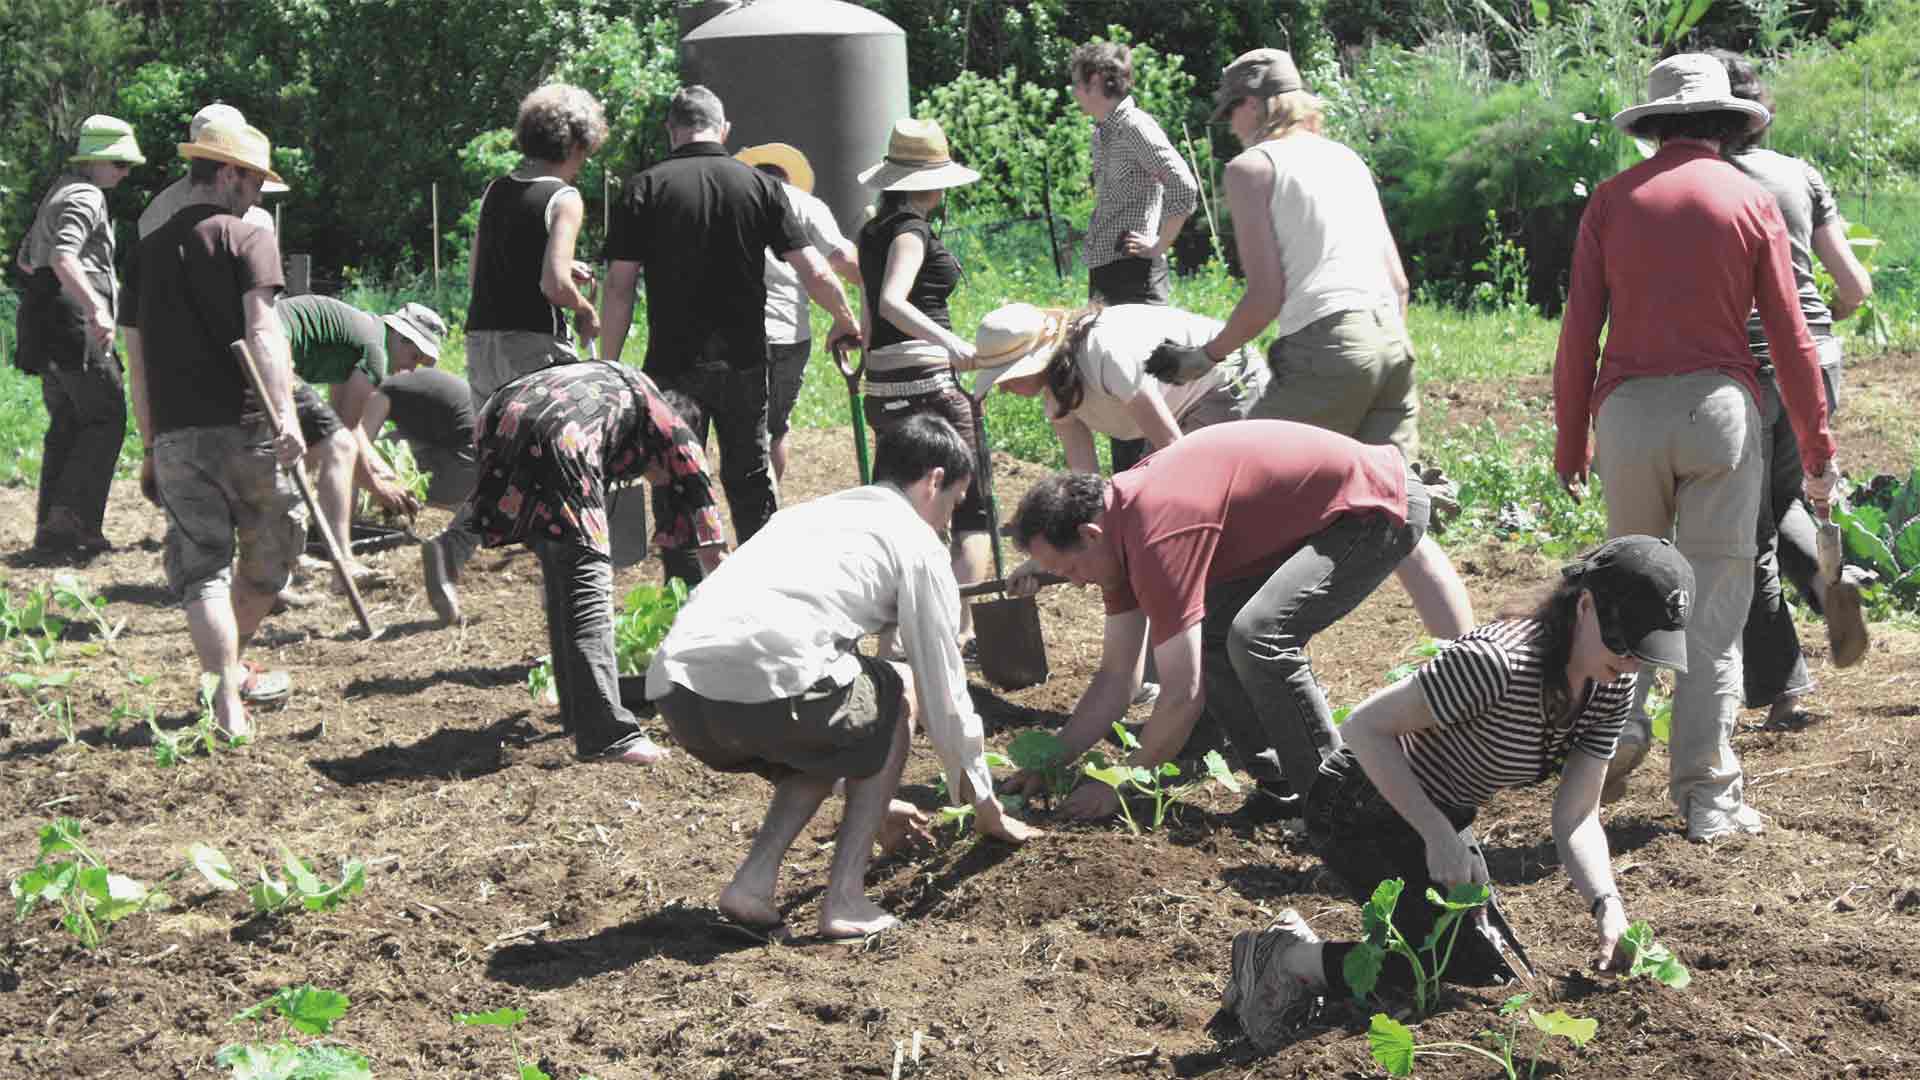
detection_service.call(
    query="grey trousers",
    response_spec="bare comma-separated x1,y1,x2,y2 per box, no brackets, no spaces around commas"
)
534,538,644,758
37,348,126,542
1195,478,1431,795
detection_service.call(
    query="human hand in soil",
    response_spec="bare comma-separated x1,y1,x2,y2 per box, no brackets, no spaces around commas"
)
1001,767,1047,801
367,469,421,519
973,797,1040,844
1059,780,1121,822
877,799,933,854
1593,897,1632,972
1424,829,1488,891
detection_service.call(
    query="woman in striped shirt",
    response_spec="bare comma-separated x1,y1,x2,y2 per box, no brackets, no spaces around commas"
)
1219,535,1694,1041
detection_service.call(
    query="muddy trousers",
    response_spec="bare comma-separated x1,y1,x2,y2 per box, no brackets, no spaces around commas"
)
37,350,126,542
534,538,645,758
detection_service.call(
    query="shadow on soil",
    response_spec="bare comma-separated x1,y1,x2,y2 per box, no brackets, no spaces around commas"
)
309,714,541,785
486,902,772,988
101,581,174,607
342,663,530,699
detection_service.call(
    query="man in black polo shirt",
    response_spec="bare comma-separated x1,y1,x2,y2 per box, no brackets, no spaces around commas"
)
600,85,859,585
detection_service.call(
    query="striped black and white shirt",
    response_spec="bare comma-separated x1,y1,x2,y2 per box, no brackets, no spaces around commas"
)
1402,619,1631,810
1084,97,1199,270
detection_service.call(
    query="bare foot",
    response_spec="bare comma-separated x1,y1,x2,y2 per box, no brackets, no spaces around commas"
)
215,701,253,741
819,896,898,940
717,882,782,930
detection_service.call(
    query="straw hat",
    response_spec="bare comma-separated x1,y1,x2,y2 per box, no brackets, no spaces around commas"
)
858,118,981,192
1611,53,1770,134
191,104,288,193
69,115,146,165
736,142,815,195
383,302,447,361
179,120,286,185
971,303,1070,395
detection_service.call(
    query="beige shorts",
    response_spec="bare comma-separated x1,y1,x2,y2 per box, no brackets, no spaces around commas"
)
658,655,904,783
153,423,307,604
465,329,578,400
1252,305,1420,461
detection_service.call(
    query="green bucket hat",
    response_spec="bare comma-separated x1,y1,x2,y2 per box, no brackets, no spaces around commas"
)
70,114,146,165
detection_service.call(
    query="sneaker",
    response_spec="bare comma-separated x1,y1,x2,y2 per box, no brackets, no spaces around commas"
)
1687,798,1765,843
1825,572,1870,669
1601,738,1650,805
1131,681,1161,709
237,661,291,706
1221,909,1321,1052
421,537,463,627
1235,780,1304,828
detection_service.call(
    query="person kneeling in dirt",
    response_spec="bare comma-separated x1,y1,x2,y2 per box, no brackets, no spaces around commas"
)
1004,420,1428,824
648,414,1037,940
363,366,483,510
1213,536,1691,1050
465,361,727,765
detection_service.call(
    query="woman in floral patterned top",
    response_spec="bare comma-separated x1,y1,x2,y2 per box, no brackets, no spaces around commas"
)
469,360,724,765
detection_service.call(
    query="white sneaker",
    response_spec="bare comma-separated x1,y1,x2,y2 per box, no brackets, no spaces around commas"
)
1222,908,1321,1052
1687,799,1765,843
1120,681,1161,724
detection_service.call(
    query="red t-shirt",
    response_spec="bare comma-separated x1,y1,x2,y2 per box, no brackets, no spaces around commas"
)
1100,421,1408,646
1553,141,1833,478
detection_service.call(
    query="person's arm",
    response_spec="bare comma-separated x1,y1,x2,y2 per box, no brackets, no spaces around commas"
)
1123,389,1184,452
1553,208,1608,494
825,239,861,284
50,250,113,349
126,326,159,501
1202,151,1284,360
1050,410,1101,474
541,192,597,343
635,385,727,554
1812,222,1873,321
1057,621,1204,820
1753,212,1837,489
243,286,304,464
599,260,642,365
1052,610,1149,760
330,370,376,431
1124,114,1198,261
783,245,859,347
1553,749,1631,970
1341,677,1484,888
875,231,972,363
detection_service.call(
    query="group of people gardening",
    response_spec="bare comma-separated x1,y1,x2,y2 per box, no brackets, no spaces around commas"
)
9,35,1874,1051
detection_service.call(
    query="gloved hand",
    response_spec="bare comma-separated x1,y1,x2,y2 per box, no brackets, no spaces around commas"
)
1146,339,1214,385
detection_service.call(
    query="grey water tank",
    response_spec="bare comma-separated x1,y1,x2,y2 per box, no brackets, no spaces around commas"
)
681,0,909,235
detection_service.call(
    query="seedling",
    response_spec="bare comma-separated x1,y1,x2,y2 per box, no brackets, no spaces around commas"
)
8,669,78,744
1369,994,1597,1079
361,432,430,522
525,656,557,707
1384,637,1449,684
219,983,371,1079
1080,724,1239,834
152,675,249,766
50,573,124,644
1006,730,1078,803
454,1006,555,1080
1621,922,1691,989
189,842,366,916
11,817,168,947
0,580,66,663
107,672,158,739
932,754,1018,834
1343,877,1492,1017
613,580,688,676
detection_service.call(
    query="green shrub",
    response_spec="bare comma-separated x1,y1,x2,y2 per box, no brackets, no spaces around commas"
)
1768,0,1920,191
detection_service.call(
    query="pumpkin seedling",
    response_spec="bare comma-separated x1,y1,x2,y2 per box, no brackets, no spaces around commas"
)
1369,993,1596,1079
219,983,371,1079
1343,877,1492,1017
11,817,168,948
1621,921,1691,989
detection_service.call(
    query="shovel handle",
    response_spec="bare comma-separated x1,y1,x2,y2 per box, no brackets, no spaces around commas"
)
960,571,1068,598
832,339,871,486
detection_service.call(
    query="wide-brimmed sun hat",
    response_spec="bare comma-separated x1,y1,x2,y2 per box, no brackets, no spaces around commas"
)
191,103,288,193
1211,48,1306,121
1563,535,1696,673
1611,52,1770,134
179,119,285,185
70,115,146,165
858,118,981,192
970,302,1071,395
383,302,446,361
736,142,815,195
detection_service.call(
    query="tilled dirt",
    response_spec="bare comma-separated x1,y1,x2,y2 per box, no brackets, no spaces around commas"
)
2,404,1918,1078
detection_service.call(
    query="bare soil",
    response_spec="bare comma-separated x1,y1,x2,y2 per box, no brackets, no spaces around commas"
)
2,362,1919,1078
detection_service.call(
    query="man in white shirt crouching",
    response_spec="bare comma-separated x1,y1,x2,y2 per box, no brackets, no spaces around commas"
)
646,413,1037,940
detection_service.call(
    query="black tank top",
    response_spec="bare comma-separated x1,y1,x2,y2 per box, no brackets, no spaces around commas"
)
466,174,573,337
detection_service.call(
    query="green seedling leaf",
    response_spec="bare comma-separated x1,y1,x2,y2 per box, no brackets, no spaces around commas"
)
1499,991,1533,1016
1426,881,1493,911
1111,721,1141,751
1082,763,1132,789
298,860,367,913
191,843,241,891
250,874,292,914
279,986,352,1036
281,848,325,897
6,672,39,692
1368,1012,1416,1077
1622,921,1692,989
1343,941,1385,1001
92,873,153,924
519,1065,553,1080
1007,730,1067,770
1361,878,1405,942
983,751,1012,769
1528,1007,1598,1048
1202,750,1241,793
1156,762,1181,779
454,1007,528,1028
38,817,88,858
215,1041,372,1080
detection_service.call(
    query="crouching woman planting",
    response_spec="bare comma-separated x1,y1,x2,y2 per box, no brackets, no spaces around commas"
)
1220,536,1692,1046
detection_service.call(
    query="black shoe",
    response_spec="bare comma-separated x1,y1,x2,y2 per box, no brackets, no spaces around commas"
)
1235,781,1303,826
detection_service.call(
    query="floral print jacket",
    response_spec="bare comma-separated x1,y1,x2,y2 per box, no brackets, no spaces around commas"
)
470,361,723,556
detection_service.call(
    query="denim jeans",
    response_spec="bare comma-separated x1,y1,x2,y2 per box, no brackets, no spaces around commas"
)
534,538,644,757
37,345,126,542
1194,476,1430,796
653,355,774,586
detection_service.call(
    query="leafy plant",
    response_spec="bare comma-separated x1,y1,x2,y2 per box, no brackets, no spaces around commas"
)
1,581,66,664
525,655,556,707
1385,637,1450,684
107,671,158,739
454,1006,557,1080
152,673,249,766
1620,921,1692,989
1006,729,1078,803
219,983,370,1080
1080,724,1240,834
613,580,688,677
1369,992,1597,1079
1470,209,1533,314
8,669,78,744
1343,877,1493,1017
1834,467,1920,612
50,572,124,644
234,986,352,1036
11,818,168,947
359,433,430,522
932,753,1018,834
190,842,366,916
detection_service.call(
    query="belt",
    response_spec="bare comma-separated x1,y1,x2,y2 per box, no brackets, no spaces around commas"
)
864,369,956,399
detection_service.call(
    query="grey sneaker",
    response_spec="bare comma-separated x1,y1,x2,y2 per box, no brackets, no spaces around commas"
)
1119,681,1161,725
1601,738,1650,805
1221,908,1321,1051
1687,798,1765,843
421,537,463,627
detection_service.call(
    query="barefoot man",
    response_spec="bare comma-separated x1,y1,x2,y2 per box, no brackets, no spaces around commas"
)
647,414,1036,939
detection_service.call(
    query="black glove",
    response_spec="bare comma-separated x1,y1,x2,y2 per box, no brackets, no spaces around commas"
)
1145,339,1215,385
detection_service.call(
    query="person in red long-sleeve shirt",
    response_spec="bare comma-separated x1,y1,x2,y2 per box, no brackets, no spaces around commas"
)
1552,53,1840,843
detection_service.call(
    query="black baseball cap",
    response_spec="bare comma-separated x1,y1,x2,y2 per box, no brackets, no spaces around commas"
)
1563,536,1695,672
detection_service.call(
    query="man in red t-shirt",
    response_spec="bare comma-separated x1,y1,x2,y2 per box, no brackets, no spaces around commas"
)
1005,420,1429,822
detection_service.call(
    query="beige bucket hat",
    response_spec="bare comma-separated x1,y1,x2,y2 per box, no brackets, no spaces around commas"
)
1611,53,1771,134
970,303,1071,395
858,118,981,192
191,104,289,193
179,120,286,185
736,142,815,195
383,302,446,361
70,115,146,165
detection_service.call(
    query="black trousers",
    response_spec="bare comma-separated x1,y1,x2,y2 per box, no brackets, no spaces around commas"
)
38,348,127,543
534,538,644,757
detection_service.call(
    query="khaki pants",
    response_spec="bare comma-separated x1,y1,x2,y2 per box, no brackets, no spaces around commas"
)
1594,372,1761,819
1252,305,1419,462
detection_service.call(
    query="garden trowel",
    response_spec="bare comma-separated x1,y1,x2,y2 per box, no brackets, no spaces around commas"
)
1816,500,1844,587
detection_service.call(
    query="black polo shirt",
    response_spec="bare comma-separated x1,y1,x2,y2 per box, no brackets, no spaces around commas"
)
606,141,806,376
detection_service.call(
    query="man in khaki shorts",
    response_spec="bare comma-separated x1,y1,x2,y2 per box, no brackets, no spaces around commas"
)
120,120,305,739
647,415,1035,941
